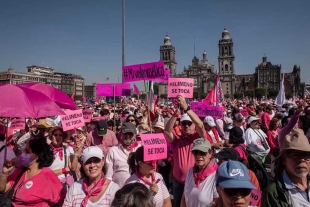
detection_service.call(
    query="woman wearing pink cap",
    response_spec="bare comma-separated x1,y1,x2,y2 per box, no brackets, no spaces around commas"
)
63,146,119,206
126,146,172,207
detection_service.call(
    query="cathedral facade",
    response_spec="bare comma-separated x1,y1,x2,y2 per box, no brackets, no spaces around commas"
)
158,29,305,98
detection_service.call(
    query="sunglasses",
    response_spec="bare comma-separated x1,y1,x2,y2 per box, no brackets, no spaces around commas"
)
286,151,310,160
223,188,252,197
192,150,208,156
53,133,63,137
128,119,135,123
182,121,193,127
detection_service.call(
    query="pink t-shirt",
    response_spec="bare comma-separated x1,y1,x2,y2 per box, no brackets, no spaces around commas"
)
234,143,248,160
171,132,201,184
8,167,65,207
86,129,118,155
262,112,270,129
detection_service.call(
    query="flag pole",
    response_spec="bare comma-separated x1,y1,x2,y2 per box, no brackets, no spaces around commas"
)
113,85,116,133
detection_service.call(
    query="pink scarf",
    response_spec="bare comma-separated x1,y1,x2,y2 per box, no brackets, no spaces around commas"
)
193,160,218,188
81,177,107,207
135,171,160,186
53,147,63,160
121,141,139,151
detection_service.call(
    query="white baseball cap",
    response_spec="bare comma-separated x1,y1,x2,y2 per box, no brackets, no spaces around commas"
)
247,116,260,124
81,146,104,164
180,113,192,122
203,116,216,127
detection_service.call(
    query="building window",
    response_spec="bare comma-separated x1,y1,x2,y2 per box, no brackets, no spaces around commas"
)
221,62,223,66
225,64,228,71
226,83,229,86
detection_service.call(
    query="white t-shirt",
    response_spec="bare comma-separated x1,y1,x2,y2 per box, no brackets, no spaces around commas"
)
105,143,141,187
244,128,270,156
184,168,218,207
49,146,74,180
125,172,170,207
62,179,119,207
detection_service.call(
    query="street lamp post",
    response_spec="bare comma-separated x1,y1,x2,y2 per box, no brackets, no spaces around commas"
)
122,0,125,83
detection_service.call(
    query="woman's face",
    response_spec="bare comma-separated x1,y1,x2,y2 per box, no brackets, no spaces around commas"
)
122,132,136,146
83,157,104,179
139,160,156,175
24,143,38,166
51,129,64,147
218,187,251,207
192,150,212,168
154,127,163,133
127,117,136,126
250,120,259,129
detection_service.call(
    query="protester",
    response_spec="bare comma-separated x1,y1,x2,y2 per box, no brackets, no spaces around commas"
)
229,126,248,161
86,120,118,155
204,116,222,151
262,128,310,206
164,95,206,207
261,106,272,132
111,183,155,207
126,146,171,207
216,160,257,207
105,122,141,187
0,139,64,206
181,138,218,207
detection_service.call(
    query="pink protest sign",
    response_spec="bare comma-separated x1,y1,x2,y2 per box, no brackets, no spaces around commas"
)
140,133,167,162
122,61,165,82
240,109,249,117
153,70,170,83
96,83,131,96
61,110,85,131
190,102,223,118
10,118,25,130
168,78,194,98
249,189,262,206
82,109,93,123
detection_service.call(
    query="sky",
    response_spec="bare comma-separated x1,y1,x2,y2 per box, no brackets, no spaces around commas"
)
0,0,309,89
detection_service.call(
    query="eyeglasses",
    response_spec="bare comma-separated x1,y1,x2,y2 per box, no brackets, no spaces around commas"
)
128,119,135,123
286,151,310,160
181,121,193,127
53,133,63,137
223,188,252,197
192,150,207,156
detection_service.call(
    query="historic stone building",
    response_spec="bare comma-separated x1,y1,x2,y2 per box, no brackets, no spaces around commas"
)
158,29,306,98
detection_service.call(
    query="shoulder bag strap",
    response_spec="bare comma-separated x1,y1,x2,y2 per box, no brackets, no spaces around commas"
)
7,168,26,200
0,145,6,153
63,146,67,179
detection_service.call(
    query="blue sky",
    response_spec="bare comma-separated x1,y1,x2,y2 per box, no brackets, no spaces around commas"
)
0,0,309,89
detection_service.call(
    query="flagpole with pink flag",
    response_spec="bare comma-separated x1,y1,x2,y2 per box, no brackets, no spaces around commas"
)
134,84,140,100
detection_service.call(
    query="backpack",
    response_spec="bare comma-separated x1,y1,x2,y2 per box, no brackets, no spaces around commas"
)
236,145,269,190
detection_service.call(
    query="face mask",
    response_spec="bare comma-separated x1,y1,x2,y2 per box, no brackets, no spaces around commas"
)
19,153,35,167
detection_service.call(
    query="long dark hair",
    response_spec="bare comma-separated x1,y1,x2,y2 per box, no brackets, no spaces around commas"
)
128,146,144,175
29,139,54,169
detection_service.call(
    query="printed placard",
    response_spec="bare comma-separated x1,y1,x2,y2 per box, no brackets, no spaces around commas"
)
61,110,85,131
140,133,167,162
153,70,170,83
168,78,194,98
10,118,25,130
96,83,131,96
240,109,249,117
190,102,223,118
249,189,262,206
82,110,93,123
122,61,165,82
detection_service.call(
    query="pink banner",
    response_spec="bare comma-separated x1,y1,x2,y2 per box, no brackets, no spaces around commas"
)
249,189,262,206
122,61,165,82
96,83,131,97
61,110,85,131
82,109,93,123
133,84,140,94
10,118,25,130
168,78,194,98
140,133,167,162
153,70,170,83
190,102,223,118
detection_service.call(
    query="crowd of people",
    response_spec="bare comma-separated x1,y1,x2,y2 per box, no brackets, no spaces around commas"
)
0,94,310,207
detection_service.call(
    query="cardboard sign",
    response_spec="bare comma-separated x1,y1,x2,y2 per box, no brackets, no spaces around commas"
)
249,189,262,206
10,118,25,130
140,133,167,162
190,102,223,118
168,78,194,98
153,70,170,83
82,109,93,123
61,110,85,131
240,109,249,117
122,61,165,82
96,83,131,96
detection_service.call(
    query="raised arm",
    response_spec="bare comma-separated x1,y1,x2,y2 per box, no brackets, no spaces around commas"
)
164,108,181,143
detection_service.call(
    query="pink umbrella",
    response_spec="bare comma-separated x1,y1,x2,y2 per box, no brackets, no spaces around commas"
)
0,84,65,118
19,82,77,110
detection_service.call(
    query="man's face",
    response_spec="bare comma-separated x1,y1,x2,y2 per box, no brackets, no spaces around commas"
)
284,150,310,179
181,121,194,135
233,119,243,127
114,113,119,119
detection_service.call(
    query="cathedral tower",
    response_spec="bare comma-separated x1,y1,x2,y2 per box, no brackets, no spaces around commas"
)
160,34,177,76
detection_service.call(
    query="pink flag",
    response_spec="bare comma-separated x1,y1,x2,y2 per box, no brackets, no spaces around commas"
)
215,75,224,104
134,84,140,94
204,88,216,106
